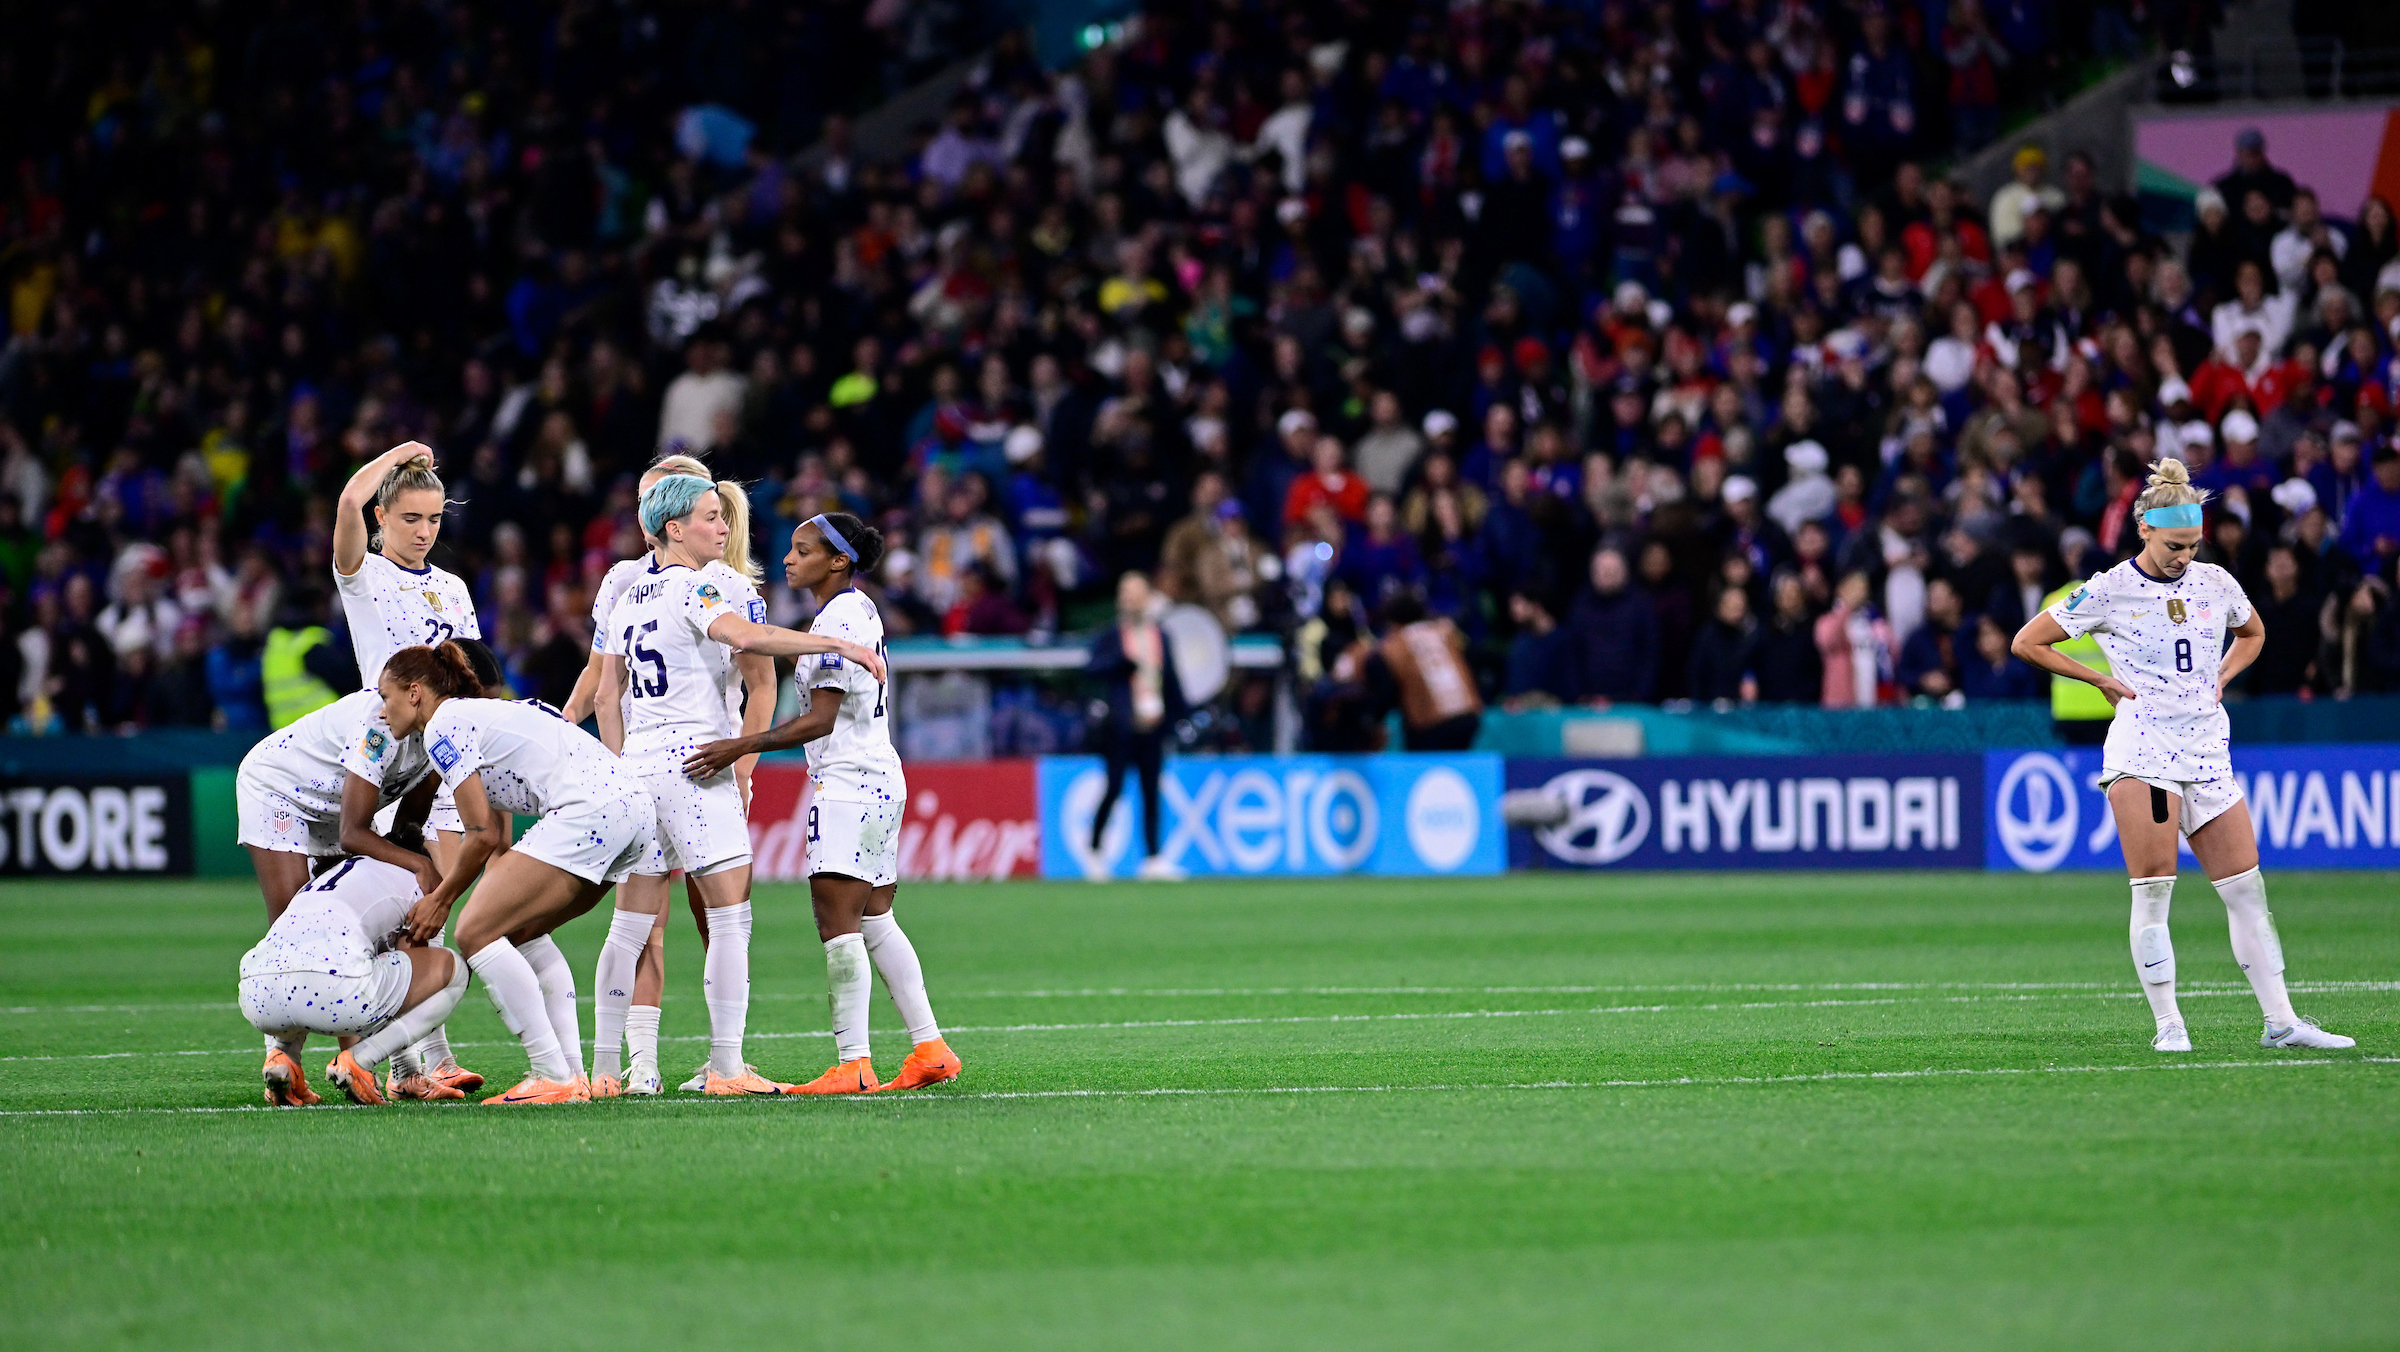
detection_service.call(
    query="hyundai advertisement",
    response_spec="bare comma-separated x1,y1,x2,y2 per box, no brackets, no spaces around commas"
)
1984,747,2400,872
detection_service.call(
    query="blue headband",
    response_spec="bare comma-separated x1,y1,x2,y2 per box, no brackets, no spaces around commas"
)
2142,503,2204,528
808,513,858,564
639,474,717,537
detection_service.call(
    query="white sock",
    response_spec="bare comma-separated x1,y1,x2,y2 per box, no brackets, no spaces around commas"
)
351,950,470,1071
626,1005,662,1074
519,934,586,1082
592,909,652,1078
2130,876,2183,1027
703,902,754,1077
2214,867,2297,1027
411,1025,456,1069
268,1032,306,1058
467,940,571,1082
861,910,941,1046
390,1044,424,1078
825,932,871,1064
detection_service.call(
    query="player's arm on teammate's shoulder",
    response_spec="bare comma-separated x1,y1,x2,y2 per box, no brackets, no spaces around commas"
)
703,612,884,682
340,771,444,897
683,686,843,780
2217,607,2265,701
408,771,498,941
2012,607,2138,706
334,442,432,576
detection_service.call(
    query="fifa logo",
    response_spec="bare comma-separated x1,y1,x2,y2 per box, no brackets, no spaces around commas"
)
2166,599,2187,625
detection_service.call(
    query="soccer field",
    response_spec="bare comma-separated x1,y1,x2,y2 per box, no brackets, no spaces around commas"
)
2,871,2395,1351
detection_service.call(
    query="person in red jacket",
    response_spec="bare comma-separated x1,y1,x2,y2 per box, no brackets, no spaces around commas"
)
1283,432,1370,528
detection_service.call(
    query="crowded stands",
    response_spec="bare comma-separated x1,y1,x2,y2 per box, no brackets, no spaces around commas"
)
5,0,2400,750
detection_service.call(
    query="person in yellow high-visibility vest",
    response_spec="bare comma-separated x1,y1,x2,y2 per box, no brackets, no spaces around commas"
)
262,624,341,729
2042,580,2114,743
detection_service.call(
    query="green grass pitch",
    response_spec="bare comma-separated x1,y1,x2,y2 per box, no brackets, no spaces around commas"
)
2,870,2396,1351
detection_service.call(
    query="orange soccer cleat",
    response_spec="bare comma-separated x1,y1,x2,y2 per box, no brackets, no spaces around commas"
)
782,1058,881,1095
875,1039,963,1092
427,1059,484,1094
705,1067,795,1096
326,1050,386,1105
263,1049,321,1107
589,1072,623,1099
570,1076,593,1103
385,1068,467,1101
480,1076,583,1105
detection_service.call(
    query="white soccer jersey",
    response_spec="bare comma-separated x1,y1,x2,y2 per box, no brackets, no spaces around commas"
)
597,559,763,757
239,856,420,980
236,689,432,822
336,553,481,688
423,697,634,816
2047,559,2253,781
802,588,903,804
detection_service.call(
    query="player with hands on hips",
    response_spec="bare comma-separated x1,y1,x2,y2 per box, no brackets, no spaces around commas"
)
686,512,961,1096
2013,458,2354,1054
587,473,884,1098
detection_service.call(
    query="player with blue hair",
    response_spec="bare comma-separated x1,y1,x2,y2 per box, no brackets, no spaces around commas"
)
589,472,888,1096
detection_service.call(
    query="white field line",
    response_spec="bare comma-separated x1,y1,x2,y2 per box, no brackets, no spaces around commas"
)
10,980,2396,1018
0,986,2388,1064
2,1057,2393,1119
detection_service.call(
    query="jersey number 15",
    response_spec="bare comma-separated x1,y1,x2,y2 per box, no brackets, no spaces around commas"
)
622,620,670,697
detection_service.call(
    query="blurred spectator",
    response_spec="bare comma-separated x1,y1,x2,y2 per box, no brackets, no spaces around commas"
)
1816,570,1896,709
2248,546,2322,696
1897,577,1967,700
1957,615,2043,699
1688,587,1762,705
1754,573,1827,704
1568,547,1658,706
2339,446,2400,573
1503,589,1576,709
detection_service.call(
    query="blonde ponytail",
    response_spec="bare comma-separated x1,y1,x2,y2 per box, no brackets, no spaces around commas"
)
715,478,761,584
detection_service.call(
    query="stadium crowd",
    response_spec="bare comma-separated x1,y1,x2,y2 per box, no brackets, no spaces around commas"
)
5,0,2400,749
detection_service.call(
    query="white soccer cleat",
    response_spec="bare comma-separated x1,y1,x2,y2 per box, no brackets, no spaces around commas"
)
2262,1017,2355,1050
678,1065,709,1092
1080,855,1112,883
2152,1020,2191,1052
626,1058,664,1096
1135,854,1187,881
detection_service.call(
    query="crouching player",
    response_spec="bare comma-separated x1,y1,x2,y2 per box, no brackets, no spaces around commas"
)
239,853,473,1107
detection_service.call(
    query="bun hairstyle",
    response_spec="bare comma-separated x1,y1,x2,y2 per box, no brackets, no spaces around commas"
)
2135,456,2211,519
382,642,478,699
371,452,446,551
815,511,886,575
645,453,760,583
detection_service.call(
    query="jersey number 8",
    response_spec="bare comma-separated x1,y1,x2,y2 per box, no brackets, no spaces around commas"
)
2174,638,2192,674
622,620,670,697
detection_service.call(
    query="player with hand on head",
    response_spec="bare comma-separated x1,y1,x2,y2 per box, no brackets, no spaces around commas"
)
2014,458,2354,1054
333,442,488,1091
239,849,477,1108
588,473,885,1098
380,641,660,1105
686,512,960,1095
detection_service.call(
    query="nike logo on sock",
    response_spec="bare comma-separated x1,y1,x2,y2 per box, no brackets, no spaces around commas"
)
2142,959,2165,968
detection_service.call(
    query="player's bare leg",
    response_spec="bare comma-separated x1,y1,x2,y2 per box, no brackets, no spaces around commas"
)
786,872,881,1094
2188,802,2353,1050
860,883,960,1091
455,851,609,1102
2107,778,2189,1051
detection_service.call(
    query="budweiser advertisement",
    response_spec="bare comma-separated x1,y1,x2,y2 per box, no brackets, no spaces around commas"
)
748,760,1042,882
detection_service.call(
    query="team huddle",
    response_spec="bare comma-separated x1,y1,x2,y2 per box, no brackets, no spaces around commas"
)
229,445,2354,1108
233,443,958,1106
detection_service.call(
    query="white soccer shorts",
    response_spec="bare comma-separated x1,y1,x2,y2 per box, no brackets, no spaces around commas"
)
805,796,903,887
514,793,662,885
627,753,752,877
238,949,410,1037
235,781,343,858
2100,770,2244,837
